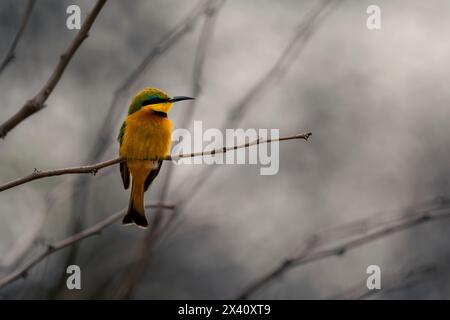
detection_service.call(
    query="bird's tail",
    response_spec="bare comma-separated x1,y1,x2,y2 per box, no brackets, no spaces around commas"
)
122,179,148,228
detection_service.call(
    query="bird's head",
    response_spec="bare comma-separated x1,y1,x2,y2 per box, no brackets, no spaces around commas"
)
128,87,194,115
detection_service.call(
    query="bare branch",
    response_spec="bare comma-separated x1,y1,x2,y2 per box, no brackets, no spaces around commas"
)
0,132,311,193
236,236,320,300
330,264,436,300
226,0,337,124
0,158,121,192
174,132,311,160
0,213,44,270
0,203,174,290
235,197,450,299
0,0,36,75
0,0,107,138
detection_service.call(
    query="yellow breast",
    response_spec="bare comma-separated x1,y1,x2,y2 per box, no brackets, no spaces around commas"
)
119,108,173,160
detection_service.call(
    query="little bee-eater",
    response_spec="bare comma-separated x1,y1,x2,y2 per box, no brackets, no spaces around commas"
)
118,87,193,227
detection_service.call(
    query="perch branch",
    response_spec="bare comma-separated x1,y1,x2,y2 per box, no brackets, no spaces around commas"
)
0,132,311,193
0,0,107,138
0,203,174,289
0,158,122,192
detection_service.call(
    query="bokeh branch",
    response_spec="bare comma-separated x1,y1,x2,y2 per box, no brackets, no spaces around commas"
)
0,132,311,193
236,197,450,299
330,264,437,300
0,0,36,75
154,0,227,213
0,203,174,290
0,0,107,138
167,0,339,238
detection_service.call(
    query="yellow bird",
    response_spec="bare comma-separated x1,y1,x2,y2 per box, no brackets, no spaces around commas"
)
118,87,193,227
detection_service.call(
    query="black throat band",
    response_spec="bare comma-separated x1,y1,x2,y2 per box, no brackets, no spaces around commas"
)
153,110,167,118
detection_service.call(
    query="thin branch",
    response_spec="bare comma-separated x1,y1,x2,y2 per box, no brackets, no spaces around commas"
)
0,158,121,192
174,132,311,159
238,236,321,300
0,132,311,193
0,213,44,270
330,264,437,300
116,0,210,98
0,0,107,138
0,203,174,290
235,197,450,299
0,0,36,75
227,0,337,124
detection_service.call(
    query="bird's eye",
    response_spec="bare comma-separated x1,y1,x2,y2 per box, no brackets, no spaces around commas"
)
141,97,165,106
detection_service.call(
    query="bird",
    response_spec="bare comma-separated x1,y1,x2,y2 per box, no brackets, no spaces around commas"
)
118,87,194,227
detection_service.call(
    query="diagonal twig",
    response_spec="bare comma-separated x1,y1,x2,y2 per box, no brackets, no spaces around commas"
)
237,236,320,300
165,0,339,240
235,197,450,299
0,203,174,290
0,0,36,75
153,0,226,229
0,0,108,138
329,264,437,300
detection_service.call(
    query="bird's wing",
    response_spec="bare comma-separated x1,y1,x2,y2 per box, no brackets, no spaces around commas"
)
118,121,130,189
144,160,163,192
117,121,127,145
120,161,130,189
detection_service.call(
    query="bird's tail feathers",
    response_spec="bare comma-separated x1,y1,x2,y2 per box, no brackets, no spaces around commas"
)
122,182,148,228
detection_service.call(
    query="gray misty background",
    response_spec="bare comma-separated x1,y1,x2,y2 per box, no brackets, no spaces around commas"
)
1,0,450,299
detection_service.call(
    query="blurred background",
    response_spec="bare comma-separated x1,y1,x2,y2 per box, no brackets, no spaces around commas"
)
1,0,450,299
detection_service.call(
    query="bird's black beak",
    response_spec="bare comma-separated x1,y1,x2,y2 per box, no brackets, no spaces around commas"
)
168,96,195,103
